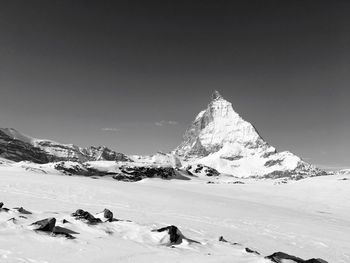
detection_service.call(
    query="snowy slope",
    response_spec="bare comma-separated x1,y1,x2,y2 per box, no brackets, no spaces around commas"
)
0,166,347,262
174,91,324,178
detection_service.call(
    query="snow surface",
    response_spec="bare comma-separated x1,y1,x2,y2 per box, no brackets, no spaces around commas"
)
1,166,349,263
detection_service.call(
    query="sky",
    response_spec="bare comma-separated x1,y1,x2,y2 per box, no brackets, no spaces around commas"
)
0,1,349,169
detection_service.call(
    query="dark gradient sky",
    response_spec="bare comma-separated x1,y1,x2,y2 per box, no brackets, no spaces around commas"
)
0,1,349,169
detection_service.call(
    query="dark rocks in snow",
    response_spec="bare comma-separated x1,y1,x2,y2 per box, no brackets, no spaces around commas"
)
62,219,70,224
218,236,240,246
261,151,277,158
0,203,10,212
265,252,328,263
0,202,9,212
186,164,220,177
32,217,56,232
71,209,102,224
31,217,78,239
154,225,200,245
7,217,17,223
264,159,284,167
113,166,176,182
14,207,32,214
220,155,243,161
102,209,113,222
54,162,89,176
219,236,228,242
230,181,245,184
52,226,79,239
245,247,260,255
155,225,182,244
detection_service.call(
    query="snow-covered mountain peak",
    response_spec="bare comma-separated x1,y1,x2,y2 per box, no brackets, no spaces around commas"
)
175,91,265,158
174,91,324,178
211,90,224,101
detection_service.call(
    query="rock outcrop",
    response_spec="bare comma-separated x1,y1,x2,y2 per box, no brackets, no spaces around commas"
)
0,129,52,163
112,166,176,182
0,128,131,163
186,164,220,177
265,252,328,263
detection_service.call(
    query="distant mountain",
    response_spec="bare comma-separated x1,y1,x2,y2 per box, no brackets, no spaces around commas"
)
0,128,131,163
174,91,325,179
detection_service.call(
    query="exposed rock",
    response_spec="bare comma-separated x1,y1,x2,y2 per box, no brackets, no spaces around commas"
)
265,252,328,263
245,247,260,255
0,130,51,163
71,209,102,224
32,217,56,232
155,225,182,244
264,159,284,167
218,236,228,242
14,207,32,215
54,162,89,176
153,225,200,245
186,164,220,177
218,236,240,246
113,166,176,182
0,128,131,164
0,203,9,212
230,181,245,184
52,226,79,239
103,209,113,222
95,208,114,222
62,219,70,224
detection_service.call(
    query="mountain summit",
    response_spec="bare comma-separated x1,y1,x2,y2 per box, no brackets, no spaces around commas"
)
174,91,323,178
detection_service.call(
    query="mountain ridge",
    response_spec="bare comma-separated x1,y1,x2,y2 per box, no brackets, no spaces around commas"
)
0,128,131,163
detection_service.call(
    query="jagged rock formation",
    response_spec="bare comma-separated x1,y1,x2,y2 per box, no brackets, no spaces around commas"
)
0,129,52,163
0,128,131,163
112,165,176,182
174,91,325,178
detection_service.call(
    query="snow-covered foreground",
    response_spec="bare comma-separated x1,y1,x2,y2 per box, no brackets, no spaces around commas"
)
1,167,349,263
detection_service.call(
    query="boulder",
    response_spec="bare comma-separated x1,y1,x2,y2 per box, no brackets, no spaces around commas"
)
71,209,102,224
245,247,260,255
153,225,200,245
14,207,32,214
265,252,328,263
155,225,182,244
31,217,56,232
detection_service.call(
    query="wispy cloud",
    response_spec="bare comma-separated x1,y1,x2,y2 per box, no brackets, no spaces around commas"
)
101,127,120,132
155,120,179,127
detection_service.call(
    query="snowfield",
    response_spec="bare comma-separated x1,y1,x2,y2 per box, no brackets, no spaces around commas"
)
1,165,349,263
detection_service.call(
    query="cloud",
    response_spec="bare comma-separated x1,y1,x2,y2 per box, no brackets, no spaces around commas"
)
101,127,120,132
155,120,178,127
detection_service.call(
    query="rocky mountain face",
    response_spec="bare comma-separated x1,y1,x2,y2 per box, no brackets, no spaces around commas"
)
0,128,131,163
174,91,325,178
0,129,52,163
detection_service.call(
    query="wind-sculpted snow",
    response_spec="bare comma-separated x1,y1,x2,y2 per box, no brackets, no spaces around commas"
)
174,91,325,178
0,166,347,262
